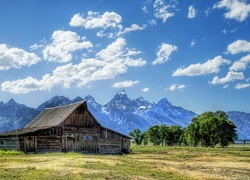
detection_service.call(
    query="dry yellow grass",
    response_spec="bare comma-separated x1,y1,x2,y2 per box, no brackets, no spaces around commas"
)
0,145,250,180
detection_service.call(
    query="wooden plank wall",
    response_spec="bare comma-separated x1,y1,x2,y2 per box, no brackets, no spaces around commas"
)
0,137,19,150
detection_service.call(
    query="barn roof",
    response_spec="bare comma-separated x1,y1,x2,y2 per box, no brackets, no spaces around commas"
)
0,100,131,138
25,101,86,128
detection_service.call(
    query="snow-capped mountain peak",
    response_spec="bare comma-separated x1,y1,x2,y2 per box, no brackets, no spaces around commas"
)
117,89,126,95
0,90,249,139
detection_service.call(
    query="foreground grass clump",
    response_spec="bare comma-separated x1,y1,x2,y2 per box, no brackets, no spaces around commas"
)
0,145,250,179
0,149,23,156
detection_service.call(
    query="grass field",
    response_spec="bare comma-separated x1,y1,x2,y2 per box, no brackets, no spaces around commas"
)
0,144,250,180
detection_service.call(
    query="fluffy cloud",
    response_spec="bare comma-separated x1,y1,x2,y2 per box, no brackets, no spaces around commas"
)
188,5,197,19
213,0,250,22
227,39,250,54
0,44,40,70
152,43,178,65
118,24,146,36
172,56,230,76
69,11,122,29
153,0,177,23
169,84,185,91
234,83,250,89
43,30,93,63
142,88,149,92
112,80,139,88
211,71,244,84
70,11,147,38
1,38,146,93
230,54,250,71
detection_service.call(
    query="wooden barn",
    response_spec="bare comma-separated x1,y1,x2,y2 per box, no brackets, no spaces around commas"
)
0,101,131,154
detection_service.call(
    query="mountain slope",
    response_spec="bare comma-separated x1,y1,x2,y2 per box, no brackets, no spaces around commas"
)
228,111,250,139
0,90,249,139
0,99,40,133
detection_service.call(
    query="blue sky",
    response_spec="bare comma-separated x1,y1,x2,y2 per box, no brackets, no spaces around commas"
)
0,0,250,114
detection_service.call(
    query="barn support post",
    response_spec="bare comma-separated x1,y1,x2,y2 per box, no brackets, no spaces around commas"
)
120,136,123,152
34,136,37,153
62,135,67,152
23,136,27,153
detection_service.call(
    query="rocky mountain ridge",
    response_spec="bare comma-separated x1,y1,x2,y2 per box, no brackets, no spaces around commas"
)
0,90,249,139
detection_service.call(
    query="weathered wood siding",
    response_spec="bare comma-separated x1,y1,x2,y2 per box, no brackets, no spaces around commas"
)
0,137,19,150
63,105,98,128
61,105,101,153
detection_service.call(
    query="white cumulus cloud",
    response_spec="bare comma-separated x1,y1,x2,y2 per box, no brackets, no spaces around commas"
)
69,11,122,29
0,44,41,70
142,88,149,92
1,38,146,94
153,0,177,23
188,5,197,19
234,83,250,89
230,54,250,71
227,39,250,54
211,71,244,84
213,0,250,22
172,56,230,76
169,84,186,91
43,30,93,63
152,43,178,65
112,80,139,88
118,24,146,36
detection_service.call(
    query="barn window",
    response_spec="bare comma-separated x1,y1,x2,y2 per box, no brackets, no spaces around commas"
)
88,135,93,141
83,135,88,140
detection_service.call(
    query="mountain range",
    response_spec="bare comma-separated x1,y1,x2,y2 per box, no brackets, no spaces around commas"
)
0,90,249,139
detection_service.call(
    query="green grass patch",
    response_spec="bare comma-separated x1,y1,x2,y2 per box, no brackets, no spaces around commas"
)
0,149,23,156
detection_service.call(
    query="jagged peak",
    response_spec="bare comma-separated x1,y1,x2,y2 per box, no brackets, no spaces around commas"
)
72,96,84,103
84,95,97,103
135,96,145,101
158,98,170,104
117,89,127,95
6,98,17,105
113,90,129,100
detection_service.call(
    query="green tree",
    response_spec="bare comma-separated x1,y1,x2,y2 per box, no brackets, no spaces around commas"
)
168,125,182,146
129,129,142,145
148,125,161,146
215,111,237,147
159,124,168,146
140,130,149,145
185,119,200,147
185,111,237,147
179,128,187,146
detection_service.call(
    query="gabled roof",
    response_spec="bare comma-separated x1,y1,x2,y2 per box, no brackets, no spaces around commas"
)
25,101,86,128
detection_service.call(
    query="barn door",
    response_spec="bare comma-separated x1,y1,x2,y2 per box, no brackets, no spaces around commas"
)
67,137,75,152
25,136,35,153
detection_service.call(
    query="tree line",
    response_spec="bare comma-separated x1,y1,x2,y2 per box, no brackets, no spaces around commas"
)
129,111,238,148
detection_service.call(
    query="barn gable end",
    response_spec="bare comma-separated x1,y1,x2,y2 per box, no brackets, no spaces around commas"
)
0,101,131,154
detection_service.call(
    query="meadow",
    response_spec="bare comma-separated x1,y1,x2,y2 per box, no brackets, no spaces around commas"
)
0,144,250,180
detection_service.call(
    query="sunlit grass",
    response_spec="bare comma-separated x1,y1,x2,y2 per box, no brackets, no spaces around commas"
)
0,149,23,156
0,144,250,179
